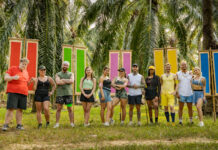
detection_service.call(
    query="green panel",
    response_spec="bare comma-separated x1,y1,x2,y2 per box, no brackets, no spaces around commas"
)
63,47,72,72
76,49,85,93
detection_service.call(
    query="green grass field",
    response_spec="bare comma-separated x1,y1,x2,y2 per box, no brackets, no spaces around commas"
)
0,104,217,150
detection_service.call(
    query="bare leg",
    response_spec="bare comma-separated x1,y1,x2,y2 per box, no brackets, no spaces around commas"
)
16,109,23,125
120,99,127,121
100,103,106,123
55,104,63,124
110,97,120,119
147,100,153,122
35,102,43,124
196,98,203,122
82,102,87,123
106,102,112,123
178,101,184,122
43,101,50,123
85,103,92,124
187,102,193,122
67,106,74,123
136,104,141,122
4,109,14,124
129,104,134,122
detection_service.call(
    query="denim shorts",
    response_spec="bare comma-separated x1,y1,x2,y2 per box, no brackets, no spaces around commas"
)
99,89,112,103
179,95,193,103
193,91,204,104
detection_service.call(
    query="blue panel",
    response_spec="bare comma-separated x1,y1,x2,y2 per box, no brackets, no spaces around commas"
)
213,52,218,94
200,53,210,94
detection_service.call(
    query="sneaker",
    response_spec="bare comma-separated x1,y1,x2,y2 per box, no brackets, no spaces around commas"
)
16,124,24,130
53,123,59,128
120,121,124,126
137,122,141,126
128,121,133,126
104,122,109,126
166,122,170,126
84,123,90,127
2,124,9,131
70,123,75,127
179,122,183,126
46,122,50,128
172,122,176,126
199,121,204,127
38,123,42,129
110,119,115,125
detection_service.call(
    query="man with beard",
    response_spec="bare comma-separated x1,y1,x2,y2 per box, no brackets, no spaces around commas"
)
53,61,74,128
176,60,193,125
127,64,145,126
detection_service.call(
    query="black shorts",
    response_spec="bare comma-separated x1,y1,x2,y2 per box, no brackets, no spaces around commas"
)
145,89,158,100
128,95,142,105
7,93,27,110
56,95,73,105
34,94,50,102
80,90,95,103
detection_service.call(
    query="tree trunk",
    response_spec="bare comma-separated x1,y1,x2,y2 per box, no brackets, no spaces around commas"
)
202,0,215,49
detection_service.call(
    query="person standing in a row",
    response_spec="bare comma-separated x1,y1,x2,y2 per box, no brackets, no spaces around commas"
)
2,58,30,131
145,66,161,124
127,64,145,126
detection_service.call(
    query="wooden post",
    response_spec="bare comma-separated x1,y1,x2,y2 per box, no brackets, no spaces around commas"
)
209,48,216,122
119,49,122,122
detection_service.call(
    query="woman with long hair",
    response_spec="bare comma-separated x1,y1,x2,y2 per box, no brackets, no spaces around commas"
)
145,66,161,124
110,68,128,125
80,67,96,127
99,67,112,126
32,65,56,129
191,67,206,127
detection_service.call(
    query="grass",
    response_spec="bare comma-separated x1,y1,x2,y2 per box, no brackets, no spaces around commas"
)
0,103,217,150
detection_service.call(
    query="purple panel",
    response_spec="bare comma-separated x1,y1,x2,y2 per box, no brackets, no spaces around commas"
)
123,52,131,92
110,53,119,93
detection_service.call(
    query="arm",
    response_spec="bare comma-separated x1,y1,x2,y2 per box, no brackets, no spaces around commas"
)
90,78,96,96
202,78,206,100
136,76,145,88
4,73,19,82
32,78,38,91
118,78,128,89
49,77,56,96
55,74,65,85
79,77,86,96
157,76,161,98
99,76,105,100
172,74,178,95
127,75,133,88
61,73,74,84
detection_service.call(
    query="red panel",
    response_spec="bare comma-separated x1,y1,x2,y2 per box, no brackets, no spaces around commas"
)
26,42,38,91
10,41,22,68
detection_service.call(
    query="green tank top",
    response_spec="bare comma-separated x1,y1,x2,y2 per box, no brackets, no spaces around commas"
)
82,78,93,89
56,71,73,96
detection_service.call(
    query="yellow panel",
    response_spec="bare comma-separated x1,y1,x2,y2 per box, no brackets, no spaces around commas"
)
154,50,164,76
167,49,178,74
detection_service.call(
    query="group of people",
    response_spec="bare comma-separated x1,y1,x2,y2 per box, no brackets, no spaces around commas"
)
1,58,206,131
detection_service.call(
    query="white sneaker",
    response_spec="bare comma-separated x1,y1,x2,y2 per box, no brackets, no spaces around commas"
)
110,119,115,125
137,121,141,126
53,123,59,128
104,122,109,126
70,123,75,127
84,123,90,127
128,121,133,126
120,121,124,126
199,121,204,127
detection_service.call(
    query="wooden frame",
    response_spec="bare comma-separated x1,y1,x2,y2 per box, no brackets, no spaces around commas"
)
74,46,87,95
199,51,211,96
212,50,218,96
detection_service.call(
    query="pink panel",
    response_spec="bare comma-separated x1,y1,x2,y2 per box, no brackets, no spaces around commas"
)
110,52,119,93
122,52,131,92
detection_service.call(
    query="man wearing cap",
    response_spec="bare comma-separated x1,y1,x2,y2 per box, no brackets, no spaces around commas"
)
176,60,193,125
53,61,74,128
2,58,30,131
160,63,178,126
127,63,145,126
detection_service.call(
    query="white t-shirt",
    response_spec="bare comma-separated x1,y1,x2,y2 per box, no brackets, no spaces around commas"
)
128,73,142,96
177,71,193,96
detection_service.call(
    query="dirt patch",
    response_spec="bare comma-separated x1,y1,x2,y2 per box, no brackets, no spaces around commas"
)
6,138,218,150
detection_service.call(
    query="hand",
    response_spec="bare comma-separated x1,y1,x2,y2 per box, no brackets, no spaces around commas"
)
155,96,158,100
86,94,92,99
13,75,19,80
203,96,206,101
133,84,137,89
101,96,105,101
49,92,53,96
171,91,176,96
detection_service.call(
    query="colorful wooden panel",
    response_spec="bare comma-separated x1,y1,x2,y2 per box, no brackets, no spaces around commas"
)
167,48,178,74
199,52,211,95
62,45,73,72
212,51,218,95
8,38,22,68
75,47,86,95
154,49,164,76
26,39,38,92
122,51,132,92
109,51,120,94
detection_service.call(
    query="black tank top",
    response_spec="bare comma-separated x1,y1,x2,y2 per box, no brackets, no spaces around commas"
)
103,79,111,91
35,78,50,95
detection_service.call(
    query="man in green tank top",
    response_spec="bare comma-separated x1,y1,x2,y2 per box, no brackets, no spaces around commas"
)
53,61,74,128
